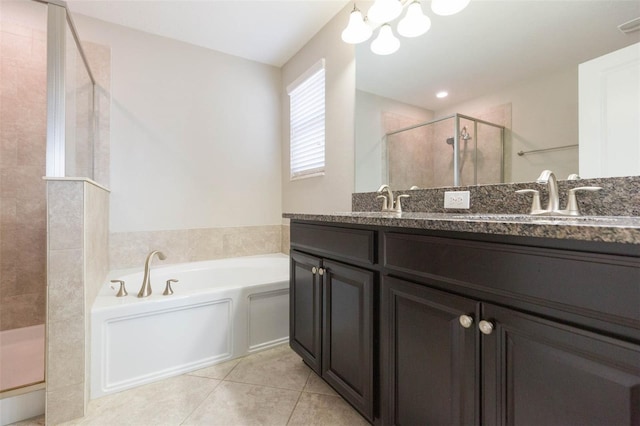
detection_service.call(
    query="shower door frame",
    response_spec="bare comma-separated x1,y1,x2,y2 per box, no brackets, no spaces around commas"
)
37,0,96,178
385,113,505,187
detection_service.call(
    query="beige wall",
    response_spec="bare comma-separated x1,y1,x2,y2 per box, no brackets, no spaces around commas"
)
74,15,283,234
436,66,579,183
46,179,110,424
0,3,47,332
281,4,356,215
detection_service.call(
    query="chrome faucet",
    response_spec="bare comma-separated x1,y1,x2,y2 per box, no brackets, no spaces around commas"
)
138,250,166,298
536,170,560,213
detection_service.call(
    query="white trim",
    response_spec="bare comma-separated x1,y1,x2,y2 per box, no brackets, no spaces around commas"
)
286,58,326,95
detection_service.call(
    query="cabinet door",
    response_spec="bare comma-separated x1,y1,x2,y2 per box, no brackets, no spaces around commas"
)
322,260,375,421
482,304,640,426
381,276,479,426
289,250,322,373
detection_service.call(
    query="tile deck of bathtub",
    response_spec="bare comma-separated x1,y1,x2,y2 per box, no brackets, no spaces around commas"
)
13,344,368,426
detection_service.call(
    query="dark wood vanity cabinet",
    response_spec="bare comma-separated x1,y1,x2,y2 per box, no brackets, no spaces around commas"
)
381,276,478,425
289,221,640,425
289,223,376,421
381,275,640,425
382,231,640,426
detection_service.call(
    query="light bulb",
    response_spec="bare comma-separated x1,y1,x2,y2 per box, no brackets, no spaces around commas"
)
397,1,431,38
341,8,373,44
367,0,402,24
371,24,400,55
431,0,471,16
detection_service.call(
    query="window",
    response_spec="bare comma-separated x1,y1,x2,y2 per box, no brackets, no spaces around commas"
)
288,59,325,180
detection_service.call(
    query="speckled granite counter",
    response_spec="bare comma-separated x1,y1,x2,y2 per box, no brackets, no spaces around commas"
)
283,212,640,245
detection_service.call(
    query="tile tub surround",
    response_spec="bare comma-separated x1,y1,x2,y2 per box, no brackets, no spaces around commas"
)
28,344,367,426
110,225,285,270
283,212,640,245
353,175,640,217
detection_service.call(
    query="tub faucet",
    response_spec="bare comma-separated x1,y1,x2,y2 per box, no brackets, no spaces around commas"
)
536,169,559,213
138,250,166,298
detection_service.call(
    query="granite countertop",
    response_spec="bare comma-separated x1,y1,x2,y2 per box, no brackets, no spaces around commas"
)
283,212,640,245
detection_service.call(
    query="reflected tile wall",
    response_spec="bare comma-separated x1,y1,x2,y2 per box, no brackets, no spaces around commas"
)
0,19,47,331
385,105,511,189
110,225,284,270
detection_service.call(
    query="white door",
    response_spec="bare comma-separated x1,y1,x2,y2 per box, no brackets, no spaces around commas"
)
579,42,640,178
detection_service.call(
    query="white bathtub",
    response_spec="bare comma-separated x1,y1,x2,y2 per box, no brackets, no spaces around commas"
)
91,253,290,399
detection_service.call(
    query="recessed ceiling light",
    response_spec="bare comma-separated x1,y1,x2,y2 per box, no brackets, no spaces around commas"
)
436,91,448,98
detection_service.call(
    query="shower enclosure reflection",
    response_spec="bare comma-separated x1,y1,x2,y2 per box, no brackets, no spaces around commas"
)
384,113,504,189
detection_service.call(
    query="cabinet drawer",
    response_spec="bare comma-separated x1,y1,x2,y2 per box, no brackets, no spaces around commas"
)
383,232,640,331
291,223,375,265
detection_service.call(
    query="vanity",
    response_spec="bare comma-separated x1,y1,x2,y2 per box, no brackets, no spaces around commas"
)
285,209,640,425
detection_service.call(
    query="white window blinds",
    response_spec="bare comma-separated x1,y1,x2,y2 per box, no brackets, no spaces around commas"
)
288,59,325,180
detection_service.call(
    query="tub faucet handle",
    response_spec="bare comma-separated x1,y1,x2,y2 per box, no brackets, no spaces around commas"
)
110,280,128,297
163,279,178,296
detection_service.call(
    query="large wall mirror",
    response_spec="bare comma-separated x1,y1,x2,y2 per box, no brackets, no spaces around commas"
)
354,0,640,192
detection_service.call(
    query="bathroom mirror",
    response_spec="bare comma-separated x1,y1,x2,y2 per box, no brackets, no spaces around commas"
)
354,0,640,192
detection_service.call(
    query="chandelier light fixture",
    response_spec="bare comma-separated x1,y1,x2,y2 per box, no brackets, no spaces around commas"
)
341,0,471,55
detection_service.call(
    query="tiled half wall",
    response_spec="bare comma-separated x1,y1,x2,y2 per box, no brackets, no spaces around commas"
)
46,178,109,424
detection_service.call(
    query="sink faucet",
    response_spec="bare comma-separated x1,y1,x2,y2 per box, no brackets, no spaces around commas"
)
377,184,394,210
377,184,409,213
536,170,559,213
138,250,166,298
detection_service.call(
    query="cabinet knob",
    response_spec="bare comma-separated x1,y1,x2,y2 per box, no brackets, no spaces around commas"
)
311,267,318,275
478,320,494,335
318,268,325,276
459,315,474,329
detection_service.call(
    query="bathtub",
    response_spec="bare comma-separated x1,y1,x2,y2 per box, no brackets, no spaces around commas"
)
91,253,290,399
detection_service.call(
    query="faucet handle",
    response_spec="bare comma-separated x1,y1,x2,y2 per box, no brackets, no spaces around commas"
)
163,279,178,296
110,280,128,297
395,194,410,213
376,195,389,211
563,186,602,216
515,189,542,214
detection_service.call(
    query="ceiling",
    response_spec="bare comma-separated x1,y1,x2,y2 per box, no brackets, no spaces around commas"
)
66,0,639,107
356,0,640,111
67,0,350,67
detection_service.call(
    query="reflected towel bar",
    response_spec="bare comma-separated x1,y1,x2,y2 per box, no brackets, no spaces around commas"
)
517,144,578,156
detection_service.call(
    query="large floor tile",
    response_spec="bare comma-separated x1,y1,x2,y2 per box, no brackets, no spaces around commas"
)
187,357,241,380
287,392,368,426
182,381,300,426
225,345,311,391
61,375,220,426
303,372,338,397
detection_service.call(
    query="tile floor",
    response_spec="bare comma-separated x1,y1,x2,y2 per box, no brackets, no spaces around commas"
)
14,344,369,426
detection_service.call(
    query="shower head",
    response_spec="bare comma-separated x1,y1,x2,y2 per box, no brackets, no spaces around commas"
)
446,137,455,146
